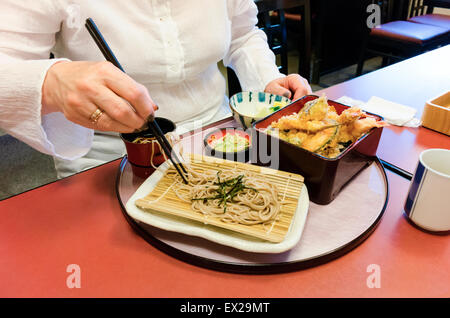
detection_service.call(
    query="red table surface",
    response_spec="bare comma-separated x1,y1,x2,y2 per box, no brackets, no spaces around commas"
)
0,159,448,298
319,45,450,173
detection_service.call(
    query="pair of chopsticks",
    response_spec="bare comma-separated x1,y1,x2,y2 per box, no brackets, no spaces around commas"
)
85,18,188,184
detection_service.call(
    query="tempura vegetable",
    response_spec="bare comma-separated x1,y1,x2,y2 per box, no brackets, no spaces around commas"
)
267,95,387,158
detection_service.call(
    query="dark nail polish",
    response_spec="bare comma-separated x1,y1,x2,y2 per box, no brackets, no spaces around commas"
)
134,120,150,133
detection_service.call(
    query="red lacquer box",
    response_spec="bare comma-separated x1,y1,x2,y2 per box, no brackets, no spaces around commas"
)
252,95,385,205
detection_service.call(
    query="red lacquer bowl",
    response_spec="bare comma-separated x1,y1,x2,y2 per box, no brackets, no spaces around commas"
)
204,127,251,163
120,117,176,178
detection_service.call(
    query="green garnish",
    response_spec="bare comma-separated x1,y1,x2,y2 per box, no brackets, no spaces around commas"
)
212,134,249,153
191,171,258,213
269,106,281,112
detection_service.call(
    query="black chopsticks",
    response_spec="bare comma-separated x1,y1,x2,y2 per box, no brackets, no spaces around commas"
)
85,18,124,72
85,18,188,184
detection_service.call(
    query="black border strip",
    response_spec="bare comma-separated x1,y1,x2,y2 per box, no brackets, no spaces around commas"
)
115,157,389,275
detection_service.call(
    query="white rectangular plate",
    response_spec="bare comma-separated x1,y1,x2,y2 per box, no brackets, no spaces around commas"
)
125,162,309,253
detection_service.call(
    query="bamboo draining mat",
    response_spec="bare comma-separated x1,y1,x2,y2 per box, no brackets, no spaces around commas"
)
135,154,304,243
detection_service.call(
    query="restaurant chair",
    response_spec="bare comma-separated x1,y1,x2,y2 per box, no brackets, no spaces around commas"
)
259,9,289,75
407,0,450,29
355,0,450,76
260,0,313,82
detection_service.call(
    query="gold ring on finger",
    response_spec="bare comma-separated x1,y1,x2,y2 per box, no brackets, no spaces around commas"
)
90,108,104,124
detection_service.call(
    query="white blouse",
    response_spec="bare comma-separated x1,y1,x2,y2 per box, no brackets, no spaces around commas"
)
0,0,282,173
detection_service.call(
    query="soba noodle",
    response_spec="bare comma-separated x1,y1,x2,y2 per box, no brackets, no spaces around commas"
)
131,137,168,169
169,167,281,225
132,137,155,144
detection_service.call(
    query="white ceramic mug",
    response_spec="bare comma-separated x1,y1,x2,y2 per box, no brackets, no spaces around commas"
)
404,148,450,232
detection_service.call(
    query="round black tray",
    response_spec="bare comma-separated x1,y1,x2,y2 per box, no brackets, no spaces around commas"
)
116,156,388,274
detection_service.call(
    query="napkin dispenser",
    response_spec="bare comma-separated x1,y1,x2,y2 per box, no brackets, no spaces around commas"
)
421,91,450,136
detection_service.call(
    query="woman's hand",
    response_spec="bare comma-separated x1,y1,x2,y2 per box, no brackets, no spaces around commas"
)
264,74,312,101
41,61,157,133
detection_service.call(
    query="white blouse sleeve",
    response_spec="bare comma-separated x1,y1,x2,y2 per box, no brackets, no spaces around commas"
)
0,0,93,160
224,0,285,92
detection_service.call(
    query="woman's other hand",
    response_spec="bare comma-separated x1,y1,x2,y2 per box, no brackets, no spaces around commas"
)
41,61,157,133
264,74,312,101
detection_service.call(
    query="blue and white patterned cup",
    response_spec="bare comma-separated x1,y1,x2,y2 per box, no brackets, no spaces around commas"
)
404,149,450,232
229,91,291,130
